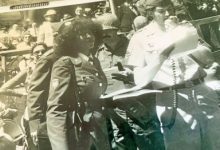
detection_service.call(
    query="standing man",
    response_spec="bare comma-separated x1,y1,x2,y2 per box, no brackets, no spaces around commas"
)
27,47,54,150
96,13,165,150
37,9,59,48
127,0,220,149
96,13,129,69
95,13,129,93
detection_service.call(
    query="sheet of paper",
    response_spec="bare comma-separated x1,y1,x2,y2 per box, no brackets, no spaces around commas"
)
112,89,162,100
169,24,199,57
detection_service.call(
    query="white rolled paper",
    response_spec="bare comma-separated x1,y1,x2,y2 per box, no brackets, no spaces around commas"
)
168,24,199,57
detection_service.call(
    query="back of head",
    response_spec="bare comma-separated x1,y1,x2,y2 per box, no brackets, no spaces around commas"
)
133,16,148,30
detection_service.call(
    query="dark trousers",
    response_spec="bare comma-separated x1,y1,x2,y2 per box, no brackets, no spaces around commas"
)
78,111,111,150
24,119,52,150
110,94,165,150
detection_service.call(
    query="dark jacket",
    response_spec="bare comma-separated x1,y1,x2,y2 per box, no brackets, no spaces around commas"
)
27,49,54,133
46,55,108,150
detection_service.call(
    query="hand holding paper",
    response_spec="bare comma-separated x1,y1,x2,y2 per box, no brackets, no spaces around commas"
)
168,23,199,57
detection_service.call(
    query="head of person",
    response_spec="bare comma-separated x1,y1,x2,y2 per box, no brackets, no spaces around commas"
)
12,24,19,30
22,31,32,44
133,15,148,30
84,7,92,17
44,9,57,22
136,0,174,22
53,18,102,59
62,14,72,21
31,43,48,60
75,6,84,17
95,13,120,47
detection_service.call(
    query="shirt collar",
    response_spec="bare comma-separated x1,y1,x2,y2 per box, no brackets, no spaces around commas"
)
78,53,93,62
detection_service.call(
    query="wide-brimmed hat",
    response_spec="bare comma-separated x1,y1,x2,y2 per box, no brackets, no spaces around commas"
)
44,9,57,17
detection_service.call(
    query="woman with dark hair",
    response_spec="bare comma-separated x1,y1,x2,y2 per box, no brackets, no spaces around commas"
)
46,18,110,150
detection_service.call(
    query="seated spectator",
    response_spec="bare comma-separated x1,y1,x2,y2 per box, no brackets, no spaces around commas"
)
8,24,22,48
0,26,10,50
16,31,34,50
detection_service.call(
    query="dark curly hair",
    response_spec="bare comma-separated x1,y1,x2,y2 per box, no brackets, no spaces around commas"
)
53,18,103,60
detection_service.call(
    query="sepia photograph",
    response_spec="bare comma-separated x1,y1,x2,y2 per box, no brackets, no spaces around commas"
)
0,0,220,150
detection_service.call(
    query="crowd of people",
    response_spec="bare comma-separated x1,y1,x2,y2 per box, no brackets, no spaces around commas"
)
1,0,220,150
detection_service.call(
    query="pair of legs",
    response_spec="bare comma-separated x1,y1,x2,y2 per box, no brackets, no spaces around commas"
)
109,94,165,150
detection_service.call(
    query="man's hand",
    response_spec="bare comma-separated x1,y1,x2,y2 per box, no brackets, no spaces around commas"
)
111,68,134,84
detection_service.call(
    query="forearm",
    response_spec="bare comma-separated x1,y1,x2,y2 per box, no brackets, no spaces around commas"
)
133,55,165,89
0,71,26,89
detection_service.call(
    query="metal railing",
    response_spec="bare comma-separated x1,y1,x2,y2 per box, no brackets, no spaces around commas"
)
0,49,31,82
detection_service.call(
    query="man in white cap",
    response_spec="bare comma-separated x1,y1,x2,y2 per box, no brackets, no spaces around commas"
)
37,9,59,48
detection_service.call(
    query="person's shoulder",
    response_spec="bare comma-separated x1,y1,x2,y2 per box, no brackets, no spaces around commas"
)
56,56,82,66
132,22,158,39
130,27,147,40
36,49,54,63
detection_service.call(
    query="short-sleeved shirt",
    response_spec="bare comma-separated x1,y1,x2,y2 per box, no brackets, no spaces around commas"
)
127,21,206,89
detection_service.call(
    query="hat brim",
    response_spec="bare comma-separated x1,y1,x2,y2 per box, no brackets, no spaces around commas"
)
44,14,56,17
102,25,118,30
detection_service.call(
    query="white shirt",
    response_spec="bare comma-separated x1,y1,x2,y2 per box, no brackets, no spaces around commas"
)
127,21,206,89
37,22,54,47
